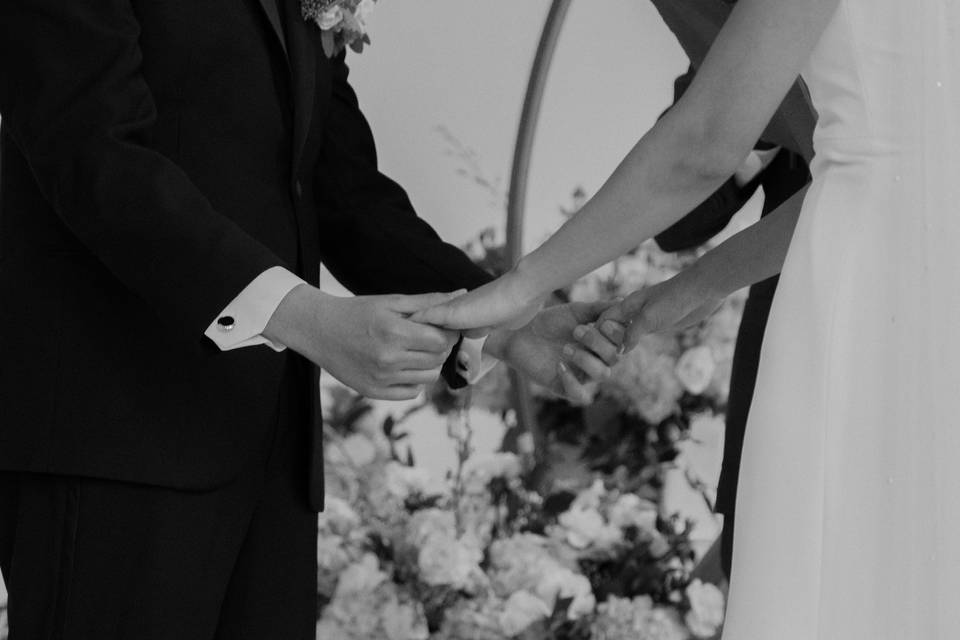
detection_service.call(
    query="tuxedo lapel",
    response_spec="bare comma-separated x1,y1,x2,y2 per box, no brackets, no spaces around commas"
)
253,0,318,172
281,0,317,172
256,0,289,60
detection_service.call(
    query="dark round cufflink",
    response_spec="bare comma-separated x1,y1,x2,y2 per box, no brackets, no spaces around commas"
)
216,316,235,332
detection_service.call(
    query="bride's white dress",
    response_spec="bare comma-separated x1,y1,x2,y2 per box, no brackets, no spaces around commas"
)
723,1,960,637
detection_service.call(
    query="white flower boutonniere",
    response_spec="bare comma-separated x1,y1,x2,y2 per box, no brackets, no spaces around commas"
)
302,0,377,58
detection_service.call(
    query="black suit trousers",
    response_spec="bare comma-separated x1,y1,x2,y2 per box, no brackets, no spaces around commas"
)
715,275,779,578
0,355,317,640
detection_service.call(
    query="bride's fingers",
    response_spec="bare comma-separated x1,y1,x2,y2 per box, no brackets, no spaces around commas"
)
391,289,467,315
411,302,485,332
408,301,461,327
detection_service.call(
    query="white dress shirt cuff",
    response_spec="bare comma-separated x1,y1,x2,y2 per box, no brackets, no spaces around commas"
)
733,146,781,187
205,266,307,352
456,335,500,385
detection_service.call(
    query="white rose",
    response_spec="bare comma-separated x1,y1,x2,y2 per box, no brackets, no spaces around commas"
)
645,606,690,640
319,496,361,535
315,617,347,639
463,452,522,493
609,493,658,532
604,337,685,424
498,591,551,637
684,579,725,638
559,507,622,550
436,598,509,640
417,533,483,590
488,534,554,596
316,534,350,572
406,508,457,548
382,599,429,640
680,413,726,488
334,553,387,597
648,531,672,558
675,346,716,395
571,478,606,510
591,595,652,639
325,433,378,467
534,567,596,620
317,5,344,30
355,0,376,23
385,461,446,501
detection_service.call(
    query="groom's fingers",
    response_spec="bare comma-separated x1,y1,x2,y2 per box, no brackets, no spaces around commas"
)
618,290,650,318
557,362,593,405
389,350,449,371
387,368,444,386
367,385,425,401
395,319,459,353
600,320,626,347
572,300,619,323
572,324,620,366
563,345,612,382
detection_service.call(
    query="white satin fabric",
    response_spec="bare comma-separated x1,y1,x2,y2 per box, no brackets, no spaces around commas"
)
723,1,960,637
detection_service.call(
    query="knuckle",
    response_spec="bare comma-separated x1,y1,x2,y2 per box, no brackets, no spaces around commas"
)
373,351,393,369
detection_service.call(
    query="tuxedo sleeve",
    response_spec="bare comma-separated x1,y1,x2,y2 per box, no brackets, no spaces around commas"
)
315,54,493,387
316,54,492,296
654,66,761,252
0,0,288,336
654,177,761,252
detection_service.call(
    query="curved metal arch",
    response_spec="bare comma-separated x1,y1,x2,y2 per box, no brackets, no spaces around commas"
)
505,0,572,436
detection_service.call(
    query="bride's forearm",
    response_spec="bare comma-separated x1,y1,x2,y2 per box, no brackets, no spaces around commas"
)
517,113,746,295
689,184,808,298
511,0,837,298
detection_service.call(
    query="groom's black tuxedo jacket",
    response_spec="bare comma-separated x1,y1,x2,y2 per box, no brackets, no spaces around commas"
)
0,0,491,494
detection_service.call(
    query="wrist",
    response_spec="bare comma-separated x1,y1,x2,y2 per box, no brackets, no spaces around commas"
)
512,257,551,301
482,328,512,362
263,283,325,352
685,257,725,300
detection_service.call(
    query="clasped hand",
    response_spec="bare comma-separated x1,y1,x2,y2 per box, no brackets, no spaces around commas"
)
266,282,624,404
413,265,723,368
597,271,724,351
265,286,464,400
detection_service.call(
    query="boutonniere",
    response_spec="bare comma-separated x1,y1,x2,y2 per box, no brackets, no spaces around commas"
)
302,0,377,58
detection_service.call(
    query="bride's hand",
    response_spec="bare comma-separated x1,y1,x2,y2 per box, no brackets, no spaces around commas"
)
410,269,547,335
598,271,724,352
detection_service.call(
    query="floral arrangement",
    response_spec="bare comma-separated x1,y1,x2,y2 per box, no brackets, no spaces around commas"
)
316,388,727,640
302,0,377,57
438,184,745,525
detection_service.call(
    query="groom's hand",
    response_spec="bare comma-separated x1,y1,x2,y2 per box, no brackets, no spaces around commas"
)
264,285,461,400
484,301,622,404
